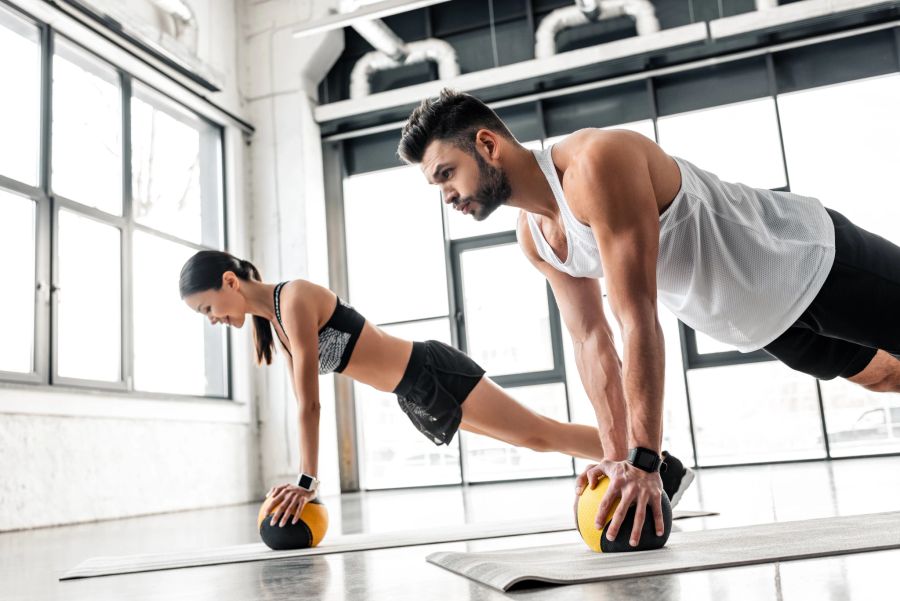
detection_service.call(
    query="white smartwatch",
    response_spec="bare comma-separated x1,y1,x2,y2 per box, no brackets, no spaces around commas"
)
297,473,319,492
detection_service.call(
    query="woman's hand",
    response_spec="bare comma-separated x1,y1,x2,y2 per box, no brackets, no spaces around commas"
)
575,459,665,547
266,483,316,528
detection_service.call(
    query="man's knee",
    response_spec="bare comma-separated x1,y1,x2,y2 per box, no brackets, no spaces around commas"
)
845,350,900,393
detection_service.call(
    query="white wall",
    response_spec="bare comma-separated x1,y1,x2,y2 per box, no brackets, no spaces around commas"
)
238,0,345,498
0,0,259,531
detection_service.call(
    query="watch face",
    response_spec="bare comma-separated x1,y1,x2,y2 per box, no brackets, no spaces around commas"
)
631,448,660,472
298,474,314,489
637,454,656,470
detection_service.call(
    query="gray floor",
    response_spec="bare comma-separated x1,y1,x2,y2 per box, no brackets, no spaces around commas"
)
4,456,900,601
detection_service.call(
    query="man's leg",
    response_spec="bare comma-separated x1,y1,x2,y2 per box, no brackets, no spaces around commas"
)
764,209,900,390
846,350,900,393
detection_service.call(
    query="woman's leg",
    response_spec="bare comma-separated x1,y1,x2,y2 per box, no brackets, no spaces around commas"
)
459,377,604,461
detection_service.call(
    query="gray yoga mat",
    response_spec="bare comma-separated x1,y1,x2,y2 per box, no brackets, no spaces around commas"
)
427,511,900,592
61,509,717,580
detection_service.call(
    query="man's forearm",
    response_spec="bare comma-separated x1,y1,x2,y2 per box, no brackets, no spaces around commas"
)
621,317,665,452
575,333,629,460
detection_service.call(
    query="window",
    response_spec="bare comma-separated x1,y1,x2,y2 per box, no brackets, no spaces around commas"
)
777,74,900,246
544,119,657,148
457,243,554,376
0,191,36,374
133,232,227,396
0,6,40,187
344,167,458,488
343,166,448,325
0,18,229,398
687,362,826,465
52,38,122,215
656,98,787,190
131,82,223,247
820,378,900,458
56,210,121,383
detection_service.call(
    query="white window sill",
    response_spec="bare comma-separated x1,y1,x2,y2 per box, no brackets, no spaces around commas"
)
0,383,253,424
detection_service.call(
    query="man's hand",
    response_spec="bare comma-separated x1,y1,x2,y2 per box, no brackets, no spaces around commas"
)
266,483,316,528
575,459,665,547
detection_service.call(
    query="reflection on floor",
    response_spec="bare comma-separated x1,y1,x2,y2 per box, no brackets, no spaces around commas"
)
3,455,899,601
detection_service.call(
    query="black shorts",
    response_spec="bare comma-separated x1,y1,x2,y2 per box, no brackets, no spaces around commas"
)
393,340,486,446
763,208,900,380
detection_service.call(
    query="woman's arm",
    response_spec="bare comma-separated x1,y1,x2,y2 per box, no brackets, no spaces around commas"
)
266,281,323,527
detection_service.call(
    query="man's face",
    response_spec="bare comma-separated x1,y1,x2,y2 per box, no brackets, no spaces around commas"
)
420,138,511,221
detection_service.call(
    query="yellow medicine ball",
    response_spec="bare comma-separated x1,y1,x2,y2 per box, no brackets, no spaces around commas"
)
575,475,672,553
257,496,329,550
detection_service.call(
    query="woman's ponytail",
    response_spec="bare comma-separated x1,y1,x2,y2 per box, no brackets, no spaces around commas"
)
179,250,275,366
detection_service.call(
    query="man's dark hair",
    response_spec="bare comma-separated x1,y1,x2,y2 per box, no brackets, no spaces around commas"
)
398,88,514,164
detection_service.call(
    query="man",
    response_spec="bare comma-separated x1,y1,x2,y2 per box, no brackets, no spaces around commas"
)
398,88,900,548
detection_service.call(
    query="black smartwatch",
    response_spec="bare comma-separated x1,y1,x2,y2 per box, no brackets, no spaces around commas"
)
627,447,662,473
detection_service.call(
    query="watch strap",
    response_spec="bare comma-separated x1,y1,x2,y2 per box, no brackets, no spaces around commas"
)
627,447,662,473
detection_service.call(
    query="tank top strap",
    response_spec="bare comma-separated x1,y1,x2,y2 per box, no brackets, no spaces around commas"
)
527,146,605,279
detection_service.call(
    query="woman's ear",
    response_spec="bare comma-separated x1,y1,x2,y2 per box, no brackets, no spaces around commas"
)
222,270,240,290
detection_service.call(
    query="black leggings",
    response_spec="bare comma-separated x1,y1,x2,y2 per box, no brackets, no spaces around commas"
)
764,208,900,380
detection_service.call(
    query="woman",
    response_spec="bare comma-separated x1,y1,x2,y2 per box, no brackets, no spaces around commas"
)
179,250,692,528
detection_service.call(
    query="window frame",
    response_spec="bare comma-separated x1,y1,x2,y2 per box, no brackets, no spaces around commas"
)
0,10,231,401
450,231,576,483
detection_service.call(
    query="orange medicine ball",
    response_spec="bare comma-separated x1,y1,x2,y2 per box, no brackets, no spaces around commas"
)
258,496,329,550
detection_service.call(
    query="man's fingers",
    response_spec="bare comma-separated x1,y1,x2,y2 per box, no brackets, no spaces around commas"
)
630,494,648,547
587,468,605,490
605,493,632,542
594,483,617,528
652,493,665,537
575,472,588,495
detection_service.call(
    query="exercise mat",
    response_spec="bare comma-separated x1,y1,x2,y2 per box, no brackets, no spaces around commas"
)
426,511,900,592
61,509,717,580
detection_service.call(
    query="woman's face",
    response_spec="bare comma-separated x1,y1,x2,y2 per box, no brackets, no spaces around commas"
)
183,272,247,328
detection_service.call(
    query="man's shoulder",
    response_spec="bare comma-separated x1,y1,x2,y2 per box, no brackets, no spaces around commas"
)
561,129,644,174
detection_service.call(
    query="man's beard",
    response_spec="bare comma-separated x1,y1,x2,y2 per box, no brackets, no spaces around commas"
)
465,151,512,221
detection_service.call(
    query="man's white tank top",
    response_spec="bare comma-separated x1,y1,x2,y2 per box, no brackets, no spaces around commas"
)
524,145,836,352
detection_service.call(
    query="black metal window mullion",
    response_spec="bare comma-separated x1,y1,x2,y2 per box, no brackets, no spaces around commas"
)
766,54,792,193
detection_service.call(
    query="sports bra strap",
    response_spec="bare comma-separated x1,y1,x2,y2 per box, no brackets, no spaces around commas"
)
273,281,289,342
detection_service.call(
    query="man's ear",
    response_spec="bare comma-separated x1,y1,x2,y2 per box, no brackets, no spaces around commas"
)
475,128,502,161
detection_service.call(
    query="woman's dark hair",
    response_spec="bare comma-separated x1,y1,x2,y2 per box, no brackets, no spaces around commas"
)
179,250,274,365
398,88,514,164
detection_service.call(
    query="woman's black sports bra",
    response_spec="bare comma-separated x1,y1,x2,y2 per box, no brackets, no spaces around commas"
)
273,281,365,374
